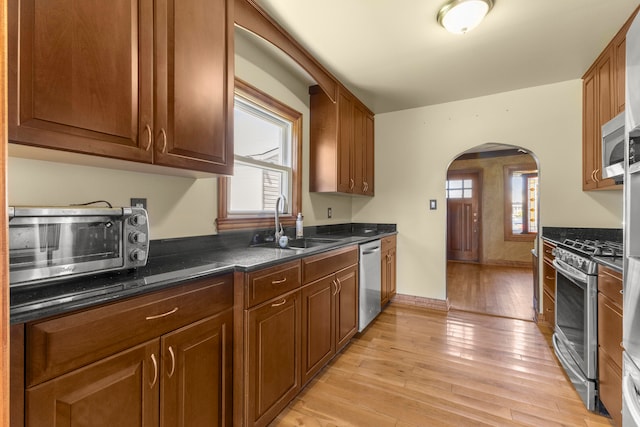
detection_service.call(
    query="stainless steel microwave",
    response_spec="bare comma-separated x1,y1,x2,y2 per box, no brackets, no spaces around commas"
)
8,206,149,287
602,111,625,179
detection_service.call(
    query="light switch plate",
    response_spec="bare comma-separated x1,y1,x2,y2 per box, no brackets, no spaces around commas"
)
429,199,437,210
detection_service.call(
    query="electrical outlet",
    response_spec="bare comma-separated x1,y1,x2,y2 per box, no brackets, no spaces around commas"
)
327,207,332,218
131,198,147,210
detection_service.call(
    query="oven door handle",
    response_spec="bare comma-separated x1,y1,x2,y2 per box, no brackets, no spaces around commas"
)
624,371,640,422
552,334,589,385
552,259,588,285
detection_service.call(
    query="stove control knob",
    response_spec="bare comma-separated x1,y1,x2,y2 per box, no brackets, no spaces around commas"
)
130,248,147,262
129,231,147,244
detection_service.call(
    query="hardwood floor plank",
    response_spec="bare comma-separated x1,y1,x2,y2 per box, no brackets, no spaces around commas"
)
269,304,613,427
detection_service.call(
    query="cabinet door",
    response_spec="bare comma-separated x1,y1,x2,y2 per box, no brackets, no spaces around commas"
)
8,0,153,163
26,341,159,427
335,265,358,351
154,0,233,174
301,276,335,385
247,290,301,427
387,246,397,300
161,309,233,427
337,92,354,193
353,103,366,195
381,250,389,307
583,70,598,190
364,113,375,196
614,32,627,114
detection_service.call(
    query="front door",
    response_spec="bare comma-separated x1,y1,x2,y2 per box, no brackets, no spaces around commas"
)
447,170,481,262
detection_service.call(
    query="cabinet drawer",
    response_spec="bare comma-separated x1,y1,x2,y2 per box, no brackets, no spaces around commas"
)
598,292,623,369
26,274,233,387
599,350,622,427
381,235,396,252
245,260,301,308
302,246,358,284
542,259,556,296
542,289,555,328
599,266,623,308
542,241,556,263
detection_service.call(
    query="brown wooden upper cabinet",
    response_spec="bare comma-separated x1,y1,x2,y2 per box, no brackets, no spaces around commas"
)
8,0,233,175
309,85,374,196
582,8,637,190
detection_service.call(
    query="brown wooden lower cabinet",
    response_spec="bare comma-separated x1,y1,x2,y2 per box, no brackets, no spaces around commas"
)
238,246,359,427
13,274,234,427
301,264,358,386
246,289,301,427
598,265,623,426
381,235,397,306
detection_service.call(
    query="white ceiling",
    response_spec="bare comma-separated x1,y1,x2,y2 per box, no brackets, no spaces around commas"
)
254,0,639,114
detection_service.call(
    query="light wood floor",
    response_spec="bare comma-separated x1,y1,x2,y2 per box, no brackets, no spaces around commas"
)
447,262,535,321
270,304,613,426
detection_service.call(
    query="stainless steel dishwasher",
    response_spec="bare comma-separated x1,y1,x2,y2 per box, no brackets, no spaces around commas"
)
358,240,382,332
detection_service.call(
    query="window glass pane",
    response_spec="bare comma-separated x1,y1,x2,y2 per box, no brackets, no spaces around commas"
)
463,189,472,198
228,163,289,214
463,179,472,189
449,189,463,198
234,100,291,166
449,180,462,189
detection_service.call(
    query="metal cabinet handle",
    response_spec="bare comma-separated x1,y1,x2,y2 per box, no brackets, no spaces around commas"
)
336,278,342,294
621,342,625,349
350,178,354,190
143,124,152,151
168,346,176,378
332,279,339,296
545,276,555,280
158,128,167,153
594,168,600,182
271,277,287,285
146,307,178,320
150,353,158,388
620,289,624,295
271,298,287,307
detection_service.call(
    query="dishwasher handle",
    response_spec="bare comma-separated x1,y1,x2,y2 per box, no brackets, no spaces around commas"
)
362,246,380,255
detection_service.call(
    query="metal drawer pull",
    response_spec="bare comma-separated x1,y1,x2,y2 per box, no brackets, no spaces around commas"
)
150,353,158,388
272,299,287,307
143,124,152,151
168,346,176,378
271,277,287,284
545,276,554,280
146,307,178,320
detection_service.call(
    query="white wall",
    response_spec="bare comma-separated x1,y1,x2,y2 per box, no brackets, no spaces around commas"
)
352,79,623,301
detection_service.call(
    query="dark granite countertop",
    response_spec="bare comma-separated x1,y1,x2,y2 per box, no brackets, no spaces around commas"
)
593,256,624,273
10,223,397,324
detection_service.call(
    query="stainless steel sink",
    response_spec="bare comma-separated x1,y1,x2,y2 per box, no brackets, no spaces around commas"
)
249,237,341,250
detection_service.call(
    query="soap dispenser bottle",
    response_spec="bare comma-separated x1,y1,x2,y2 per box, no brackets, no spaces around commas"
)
296,213,304,238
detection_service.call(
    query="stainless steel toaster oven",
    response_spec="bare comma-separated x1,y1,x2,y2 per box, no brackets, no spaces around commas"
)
8,206,149,286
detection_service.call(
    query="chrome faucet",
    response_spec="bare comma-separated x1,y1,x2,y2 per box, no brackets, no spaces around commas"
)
274,194,287,241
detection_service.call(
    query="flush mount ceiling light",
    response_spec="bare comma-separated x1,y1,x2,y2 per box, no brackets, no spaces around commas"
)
437,0,494,34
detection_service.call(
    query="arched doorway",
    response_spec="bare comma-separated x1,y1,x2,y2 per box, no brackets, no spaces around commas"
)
446,143,540,321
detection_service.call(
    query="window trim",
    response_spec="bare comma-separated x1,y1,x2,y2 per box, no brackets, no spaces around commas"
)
503,163,538,242
217,78,302,232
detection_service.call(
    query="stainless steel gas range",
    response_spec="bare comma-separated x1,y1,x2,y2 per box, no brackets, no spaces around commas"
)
552,238,623,412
